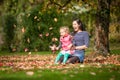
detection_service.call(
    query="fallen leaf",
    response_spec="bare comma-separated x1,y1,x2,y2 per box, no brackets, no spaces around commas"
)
90,72,96,75
26,71,34,76
80,64,85,68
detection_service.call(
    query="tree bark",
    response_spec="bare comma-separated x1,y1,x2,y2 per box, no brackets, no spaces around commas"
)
94,0,111,56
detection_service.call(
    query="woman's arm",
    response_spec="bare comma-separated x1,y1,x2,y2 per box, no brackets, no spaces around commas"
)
75,45,88,50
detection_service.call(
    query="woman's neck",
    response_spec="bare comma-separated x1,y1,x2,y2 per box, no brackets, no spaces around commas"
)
77,30,82,33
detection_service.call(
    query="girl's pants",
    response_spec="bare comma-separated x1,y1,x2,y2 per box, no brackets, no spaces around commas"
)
55,51,70,64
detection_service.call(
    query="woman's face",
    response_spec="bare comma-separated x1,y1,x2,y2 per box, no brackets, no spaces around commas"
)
72,21,80,32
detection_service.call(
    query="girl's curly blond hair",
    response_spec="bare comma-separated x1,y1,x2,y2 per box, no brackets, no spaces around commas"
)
60,26,70,34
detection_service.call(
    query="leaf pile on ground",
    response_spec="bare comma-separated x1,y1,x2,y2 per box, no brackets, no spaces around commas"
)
0,53,120,70
85,54,120,65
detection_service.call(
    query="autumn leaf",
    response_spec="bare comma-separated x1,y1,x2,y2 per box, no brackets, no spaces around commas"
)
80,64,85,68
54,18,58,22
90,72,96,76
45,33,49,36
26,71,34,76
34,16,37,19
22,27,25,33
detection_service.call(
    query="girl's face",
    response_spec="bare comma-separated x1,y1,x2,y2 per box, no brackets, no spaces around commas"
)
60,29,66,36
72,21,80,32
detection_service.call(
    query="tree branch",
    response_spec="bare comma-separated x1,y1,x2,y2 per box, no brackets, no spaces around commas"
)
49,0,72,9
61,0,72,9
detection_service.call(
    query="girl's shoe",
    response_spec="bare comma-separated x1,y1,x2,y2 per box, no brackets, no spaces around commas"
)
61,63,66,65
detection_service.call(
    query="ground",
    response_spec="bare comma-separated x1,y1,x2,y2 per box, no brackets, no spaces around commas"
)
0,53,120,70
0,52,120,80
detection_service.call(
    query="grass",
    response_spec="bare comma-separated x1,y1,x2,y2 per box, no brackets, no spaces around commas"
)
0,66,120,80
0,51,51,56
0,49,119,56
110,49,120,55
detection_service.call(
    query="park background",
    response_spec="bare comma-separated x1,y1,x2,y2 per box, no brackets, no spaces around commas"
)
0,0,120,53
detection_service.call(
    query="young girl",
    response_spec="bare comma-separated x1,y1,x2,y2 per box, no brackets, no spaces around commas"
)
54,26,74,64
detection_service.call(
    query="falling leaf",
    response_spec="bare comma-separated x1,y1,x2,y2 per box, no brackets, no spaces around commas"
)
27,38,30,43
22,27,25,33
52,37,58,42
37,19,40,21
13,24,16,28
24,48,29,52
34,16,37,19
12,48,16,52
39,34,43,37
27,13,30,17
54,38,58,41
54,18,58,22
45,33,49,37
49,27,53,30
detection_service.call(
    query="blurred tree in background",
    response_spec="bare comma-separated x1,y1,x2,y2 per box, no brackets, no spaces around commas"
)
0,0,119,54
94,0,110,56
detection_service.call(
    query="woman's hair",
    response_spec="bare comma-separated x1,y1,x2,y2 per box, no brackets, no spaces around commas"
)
60,26,70,34
73,19,85,31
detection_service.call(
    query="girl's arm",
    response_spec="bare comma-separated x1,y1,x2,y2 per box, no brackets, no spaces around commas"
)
56,42,62,50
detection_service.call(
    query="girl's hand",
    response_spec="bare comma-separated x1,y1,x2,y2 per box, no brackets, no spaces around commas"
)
68,44,73,49
49,46,57,54
56,47,59,50
70,46,76,50
49,46,55,50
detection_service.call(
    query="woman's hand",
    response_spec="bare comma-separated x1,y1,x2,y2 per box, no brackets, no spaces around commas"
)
70,45,76,50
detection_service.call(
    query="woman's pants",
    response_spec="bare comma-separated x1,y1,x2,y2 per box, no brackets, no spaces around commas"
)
58,56,80,64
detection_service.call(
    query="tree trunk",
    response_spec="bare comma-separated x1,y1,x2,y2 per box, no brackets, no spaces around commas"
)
94,0,111,56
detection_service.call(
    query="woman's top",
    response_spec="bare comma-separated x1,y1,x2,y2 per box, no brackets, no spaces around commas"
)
73,31,89,49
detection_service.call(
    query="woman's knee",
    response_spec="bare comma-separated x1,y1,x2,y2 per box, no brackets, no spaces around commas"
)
67,56,80,64
66,59,71,64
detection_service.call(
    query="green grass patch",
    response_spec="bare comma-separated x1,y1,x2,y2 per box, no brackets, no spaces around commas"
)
0,66,120,80
0,51,51,56
110,49,120,55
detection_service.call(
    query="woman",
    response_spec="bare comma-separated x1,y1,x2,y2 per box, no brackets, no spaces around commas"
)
67,19,89,63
